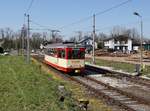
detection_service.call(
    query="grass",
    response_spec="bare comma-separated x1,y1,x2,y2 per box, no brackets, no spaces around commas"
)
0,56,80,111
34,57,112,111
86,58,150,77
65,82,112,111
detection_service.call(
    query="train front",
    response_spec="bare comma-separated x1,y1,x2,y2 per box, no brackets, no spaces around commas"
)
66,47,85,73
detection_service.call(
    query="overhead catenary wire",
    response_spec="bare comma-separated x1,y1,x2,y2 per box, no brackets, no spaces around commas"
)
25,0,34,14
59,0,132,30
95,0,131,16
30,20,51,29
23,0,35,31
24,0,132,33
30,19,61,33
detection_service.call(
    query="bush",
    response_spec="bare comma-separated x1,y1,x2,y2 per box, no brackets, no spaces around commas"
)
0,47,4,53
107,48,114,52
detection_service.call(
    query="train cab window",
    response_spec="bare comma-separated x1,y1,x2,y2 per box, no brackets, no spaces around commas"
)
80,50,85,59
67,48,85,59
72,49,79,59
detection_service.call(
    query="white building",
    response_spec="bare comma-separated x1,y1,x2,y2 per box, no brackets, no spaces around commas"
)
104,35,132,53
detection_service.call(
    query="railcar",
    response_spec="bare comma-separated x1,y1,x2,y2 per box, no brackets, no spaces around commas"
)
43,43,85,73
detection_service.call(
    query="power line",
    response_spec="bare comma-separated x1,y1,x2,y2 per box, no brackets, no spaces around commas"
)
30,28,50,31
59,16,92,30
25,0,34,14
23,0,34,27
30,20,57,31
26,0,131,33
30,20,61,33
30,20,50,29
59,0,132,29
95,0,131,16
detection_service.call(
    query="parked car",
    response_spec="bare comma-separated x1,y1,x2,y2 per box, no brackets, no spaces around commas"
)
2,51,10,56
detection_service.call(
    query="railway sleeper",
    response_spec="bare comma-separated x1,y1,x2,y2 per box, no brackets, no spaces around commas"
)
127,104,150,111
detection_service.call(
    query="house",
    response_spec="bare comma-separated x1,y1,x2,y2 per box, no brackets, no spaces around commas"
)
78,37,98,53
132,39,149,51
104,35,132,53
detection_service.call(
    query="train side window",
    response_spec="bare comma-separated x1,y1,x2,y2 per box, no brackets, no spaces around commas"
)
57,49,61,58
53,48,58,57
48,49,52,55
46,48,56,56
50,49,54,56
61,50,65,58
67,50,72,59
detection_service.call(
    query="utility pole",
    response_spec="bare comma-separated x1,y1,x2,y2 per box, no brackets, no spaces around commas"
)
15,36,18,55
140,18,143,69
133,12,143,72
22,28,24,56
21,25,25,56
92,14,96,64
27,14,30,64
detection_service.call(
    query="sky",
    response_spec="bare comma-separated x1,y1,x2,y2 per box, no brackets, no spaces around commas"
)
0,0,150,39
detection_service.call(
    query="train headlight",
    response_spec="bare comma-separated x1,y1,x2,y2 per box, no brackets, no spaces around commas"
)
75,70,80,73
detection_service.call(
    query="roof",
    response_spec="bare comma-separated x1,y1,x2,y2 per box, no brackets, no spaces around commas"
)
78,37,92,43
104,35,133,41
44,43,84,49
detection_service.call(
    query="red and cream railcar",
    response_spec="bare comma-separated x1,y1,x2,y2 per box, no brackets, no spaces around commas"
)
44,43,85,73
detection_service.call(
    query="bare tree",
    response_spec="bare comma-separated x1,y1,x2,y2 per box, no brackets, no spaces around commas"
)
75,31,83,41
0,29,5,39
110,26,140,39
69,36,77,42
98,33,108,40
31,32,42,50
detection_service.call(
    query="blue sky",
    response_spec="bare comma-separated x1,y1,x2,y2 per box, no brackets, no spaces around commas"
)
0,0,150,39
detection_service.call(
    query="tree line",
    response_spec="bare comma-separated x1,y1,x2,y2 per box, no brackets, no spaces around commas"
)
0,27,63,51
68,26,145,49
0,26,148,50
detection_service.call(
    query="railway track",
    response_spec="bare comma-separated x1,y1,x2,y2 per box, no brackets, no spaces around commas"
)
32,55,150,111
85,65,150,88
73,76,150,111
84,67,150,104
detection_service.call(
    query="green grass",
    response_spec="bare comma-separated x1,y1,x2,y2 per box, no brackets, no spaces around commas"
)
0,56,80,111
96,59,135,73
86,58,150,77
